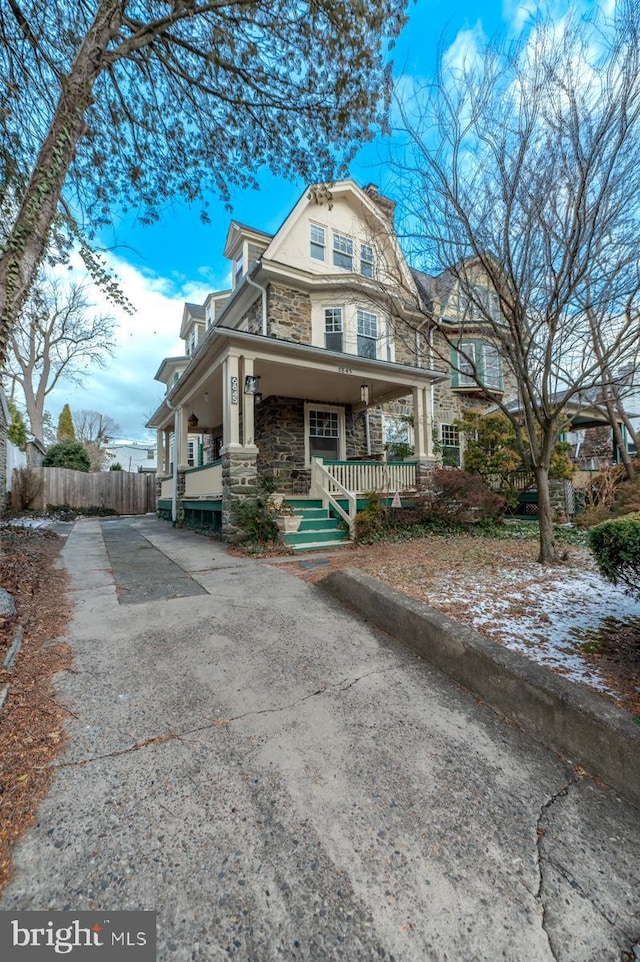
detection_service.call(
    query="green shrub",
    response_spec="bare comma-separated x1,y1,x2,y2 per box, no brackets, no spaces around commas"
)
43,441,90,472
233,499,279,544
46,504,118,518
354,491,389,541
588,514,640,598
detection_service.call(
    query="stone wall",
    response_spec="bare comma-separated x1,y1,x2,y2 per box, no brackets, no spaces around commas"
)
345,408,384,459
255,396,307,492
221,448,259,541
239,297,263,335
267,284,312,343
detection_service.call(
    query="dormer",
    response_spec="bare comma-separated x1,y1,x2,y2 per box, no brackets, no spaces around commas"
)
180,302,206,357
203,290,232,329
154,356,189,394
223,221,272,290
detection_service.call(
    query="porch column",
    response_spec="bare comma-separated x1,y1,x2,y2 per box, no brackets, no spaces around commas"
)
222,354,241,450
177,406,189,469
163,429,171,475
414,386,435,491
157,430,165,475
241,355,256,447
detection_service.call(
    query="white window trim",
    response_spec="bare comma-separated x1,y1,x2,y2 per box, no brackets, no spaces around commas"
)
360,243,375,278
304,402,346,466
332,231,354,270
310,223,326,261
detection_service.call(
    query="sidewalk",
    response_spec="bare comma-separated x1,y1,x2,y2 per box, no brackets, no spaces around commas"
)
1,517,638,961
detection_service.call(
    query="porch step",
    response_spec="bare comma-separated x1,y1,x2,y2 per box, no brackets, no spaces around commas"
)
282,498,350,553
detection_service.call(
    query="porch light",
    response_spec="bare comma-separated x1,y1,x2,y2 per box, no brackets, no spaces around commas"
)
244,374,261,395
187,412,199,429
360,383,370,406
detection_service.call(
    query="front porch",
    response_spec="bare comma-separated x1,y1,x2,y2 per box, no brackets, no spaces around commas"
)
149,328,446,542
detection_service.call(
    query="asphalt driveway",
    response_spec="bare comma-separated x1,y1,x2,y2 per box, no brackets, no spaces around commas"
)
1,516,638,961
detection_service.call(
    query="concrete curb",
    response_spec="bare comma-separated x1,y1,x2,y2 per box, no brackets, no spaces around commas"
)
319,567,640,810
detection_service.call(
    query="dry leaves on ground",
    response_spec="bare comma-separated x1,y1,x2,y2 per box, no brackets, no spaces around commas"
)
0,527,72,895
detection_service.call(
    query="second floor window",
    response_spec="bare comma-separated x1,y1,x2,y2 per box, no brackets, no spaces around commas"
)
357,308,378,359
310,224,325,260
360,243,374,278
234,253,244,286
453,341,503,391
333,232,353,270
324,307,343,351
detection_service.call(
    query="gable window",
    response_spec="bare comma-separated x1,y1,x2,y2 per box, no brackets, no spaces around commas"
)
452,340,503,391
187,330,197,357
234,253,244,286
310,224,325,261
147,449,156,460
324,307,343,352
360,243,375,279
357,308,378,359
440,424,461,467
333,232,353,270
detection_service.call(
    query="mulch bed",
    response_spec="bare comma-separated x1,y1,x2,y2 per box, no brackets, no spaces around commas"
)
0,526,72,895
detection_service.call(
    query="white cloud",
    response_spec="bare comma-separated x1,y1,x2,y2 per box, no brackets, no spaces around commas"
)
45,254,217,442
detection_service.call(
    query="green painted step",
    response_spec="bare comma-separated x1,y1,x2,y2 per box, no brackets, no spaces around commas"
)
285,498,324,510
283,527,349,546
297,517,340,532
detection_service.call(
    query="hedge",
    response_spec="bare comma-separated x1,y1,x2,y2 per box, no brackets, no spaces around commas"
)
588,514,640,598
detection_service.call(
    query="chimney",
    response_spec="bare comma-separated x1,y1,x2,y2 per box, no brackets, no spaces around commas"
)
364,183,396,221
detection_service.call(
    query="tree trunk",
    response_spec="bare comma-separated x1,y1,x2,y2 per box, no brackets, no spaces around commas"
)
534,465,558,564
0,1,122,368
603,397,635,479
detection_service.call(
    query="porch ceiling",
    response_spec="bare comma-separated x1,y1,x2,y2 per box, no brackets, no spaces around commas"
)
148,328,448,431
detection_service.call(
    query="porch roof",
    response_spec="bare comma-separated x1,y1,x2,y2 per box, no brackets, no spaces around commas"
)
147,328,448,431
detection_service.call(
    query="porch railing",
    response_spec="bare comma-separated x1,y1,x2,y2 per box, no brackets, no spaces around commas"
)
322,459,417,494
159,476,173,499
183,460,223,498
310,458,357,537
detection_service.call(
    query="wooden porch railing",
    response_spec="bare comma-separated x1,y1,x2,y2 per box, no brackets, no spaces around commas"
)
322,459,417,494
310,458,357,537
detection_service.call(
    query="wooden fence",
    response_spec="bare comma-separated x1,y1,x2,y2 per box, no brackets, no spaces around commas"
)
19,467,156,515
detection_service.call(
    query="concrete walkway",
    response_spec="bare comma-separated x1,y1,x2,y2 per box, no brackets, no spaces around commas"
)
2,517,638,961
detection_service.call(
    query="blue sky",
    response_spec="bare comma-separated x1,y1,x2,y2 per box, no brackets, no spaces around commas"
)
44,0,585,441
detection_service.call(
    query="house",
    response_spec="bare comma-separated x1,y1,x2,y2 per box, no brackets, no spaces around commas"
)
147,180,449,547
104,440,157,473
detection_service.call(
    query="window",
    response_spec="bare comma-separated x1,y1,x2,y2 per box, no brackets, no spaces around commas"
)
308,408,340,461
310,224,325,261
440,424,461,467
234,253,244,286
324,307,343,351
452,341,503,391
187,439,195,467
147,449,155,460
384,415,412,460
333,232,353,270
481,344,502,389
187,330,197,357
357,308,378,359
360,243,374,279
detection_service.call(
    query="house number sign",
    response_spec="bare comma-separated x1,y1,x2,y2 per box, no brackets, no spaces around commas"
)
230,375,239,404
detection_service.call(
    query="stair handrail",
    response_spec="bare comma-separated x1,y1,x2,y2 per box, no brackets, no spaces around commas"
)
311,458,357,537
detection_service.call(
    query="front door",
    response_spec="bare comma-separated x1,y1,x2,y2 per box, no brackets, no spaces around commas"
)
306,405,343,463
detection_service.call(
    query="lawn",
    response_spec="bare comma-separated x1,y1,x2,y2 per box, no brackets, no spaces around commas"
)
281,524,640,718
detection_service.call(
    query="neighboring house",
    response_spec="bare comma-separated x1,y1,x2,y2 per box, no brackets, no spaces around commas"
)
104,441,157,473
148,180,449,543
412,262,520,467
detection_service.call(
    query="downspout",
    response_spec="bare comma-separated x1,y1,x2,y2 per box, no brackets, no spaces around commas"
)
246,271,268,336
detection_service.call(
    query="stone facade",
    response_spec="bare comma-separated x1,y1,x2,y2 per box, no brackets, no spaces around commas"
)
221,448,259,541
267,284,312,343
240,297,263,335
345,407,384,459
255,396,307,491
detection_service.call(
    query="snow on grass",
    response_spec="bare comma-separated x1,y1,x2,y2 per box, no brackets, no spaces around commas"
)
432,560,640,694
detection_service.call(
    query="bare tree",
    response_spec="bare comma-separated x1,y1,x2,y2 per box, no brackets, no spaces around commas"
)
0,1,407,364
388,4,640,563
74,409,120,445
5,276,115,442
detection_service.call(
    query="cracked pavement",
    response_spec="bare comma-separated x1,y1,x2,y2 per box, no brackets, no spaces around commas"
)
2,516,639,961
